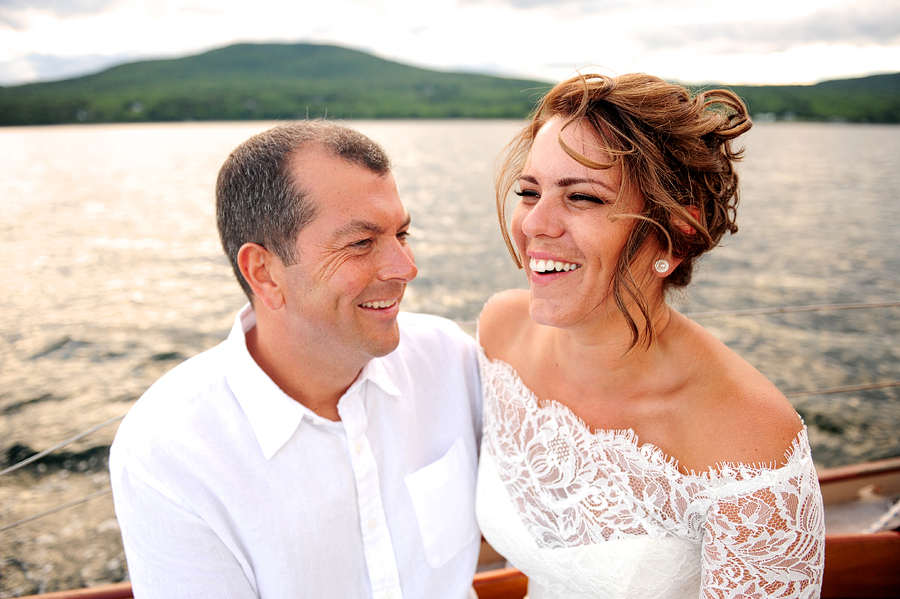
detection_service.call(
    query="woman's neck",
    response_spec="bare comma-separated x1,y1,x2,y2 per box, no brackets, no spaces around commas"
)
547,300,676,396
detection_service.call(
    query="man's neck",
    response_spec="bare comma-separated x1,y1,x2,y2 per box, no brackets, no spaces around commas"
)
244,323,362,421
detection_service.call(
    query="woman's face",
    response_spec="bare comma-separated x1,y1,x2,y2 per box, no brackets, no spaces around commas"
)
511,116,647,330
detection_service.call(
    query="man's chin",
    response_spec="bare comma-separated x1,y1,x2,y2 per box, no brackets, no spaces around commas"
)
366,323,402,358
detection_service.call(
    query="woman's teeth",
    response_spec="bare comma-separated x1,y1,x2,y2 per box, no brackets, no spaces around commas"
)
529,258,580,273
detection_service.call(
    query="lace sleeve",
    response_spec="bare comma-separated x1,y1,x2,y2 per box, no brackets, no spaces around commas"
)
700,454,825,599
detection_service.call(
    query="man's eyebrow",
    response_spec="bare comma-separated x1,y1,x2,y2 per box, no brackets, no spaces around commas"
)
333,213,411,238
334,220,383,238
519,174,617,195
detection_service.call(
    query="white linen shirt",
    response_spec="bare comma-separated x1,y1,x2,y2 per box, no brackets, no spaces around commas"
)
110,305,482,599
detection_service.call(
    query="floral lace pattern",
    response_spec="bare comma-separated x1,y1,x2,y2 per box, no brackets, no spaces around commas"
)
478,348,825,598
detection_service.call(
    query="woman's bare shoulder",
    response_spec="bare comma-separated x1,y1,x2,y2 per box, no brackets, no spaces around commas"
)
708,369,803,467
478,289,532,360
674,319,804,469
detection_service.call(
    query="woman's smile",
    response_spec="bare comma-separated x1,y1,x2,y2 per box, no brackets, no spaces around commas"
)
512,116,639,328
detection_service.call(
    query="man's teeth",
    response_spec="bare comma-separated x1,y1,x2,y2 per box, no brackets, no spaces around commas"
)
529,258,580,273
361,300,395,309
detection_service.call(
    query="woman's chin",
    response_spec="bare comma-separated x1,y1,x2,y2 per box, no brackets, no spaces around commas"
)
527,300,574,329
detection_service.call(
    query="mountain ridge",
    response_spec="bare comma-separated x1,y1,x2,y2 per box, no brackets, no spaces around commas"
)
1,43,897,125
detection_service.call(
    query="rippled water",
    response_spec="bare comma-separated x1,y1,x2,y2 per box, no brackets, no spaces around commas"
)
1,120,898,470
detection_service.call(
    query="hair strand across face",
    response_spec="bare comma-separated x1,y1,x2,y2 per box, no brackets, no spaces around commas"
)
496,72,752,349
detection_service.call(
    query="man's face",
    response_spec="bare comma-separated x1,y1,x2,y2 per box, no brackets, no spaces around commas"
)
277,149,417,367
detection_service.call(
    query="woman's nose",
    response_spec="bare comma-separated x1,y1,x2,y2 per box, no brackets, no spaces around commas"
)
518,196,564,239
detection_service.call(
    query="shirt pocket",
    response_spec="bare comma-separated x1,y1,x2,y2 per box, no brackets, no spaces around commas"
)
404,437,479,569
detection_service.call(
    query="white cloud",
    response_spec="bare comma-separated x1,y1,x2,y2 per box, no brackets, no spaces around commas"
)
0,0,122,30
0,0,896,86
635,0,900,55
643,44,900,86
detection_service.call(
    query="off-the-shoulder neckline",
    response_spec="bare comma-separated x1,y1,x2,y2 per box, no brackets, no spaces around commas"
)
478,343,811,483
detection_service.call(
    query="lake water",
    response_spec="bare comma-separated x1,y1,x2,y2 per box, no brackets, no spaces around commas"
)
1,120,899,471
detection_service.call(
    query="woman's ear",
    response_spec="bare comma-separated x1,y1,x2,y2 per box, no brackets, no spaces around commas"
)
674,205,701,235
654,205,700,278
237,243,286,311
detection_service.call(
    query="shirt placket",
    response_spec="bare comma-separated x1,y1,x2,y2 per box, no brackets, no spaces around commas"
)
339,383,403,599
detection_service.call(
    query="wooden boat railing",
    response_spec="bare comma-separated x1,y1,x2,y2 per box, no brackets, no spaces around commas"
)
18,536,900,599
7,303,900,599
12,454,900,599
16,584,133,599
19,534,900,599
822,532,900,599
13,466,900,599
15,456,900,599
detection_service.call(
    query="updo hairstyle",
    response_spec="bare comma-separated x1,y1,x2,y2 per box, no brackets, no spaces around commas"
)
495,72,752,347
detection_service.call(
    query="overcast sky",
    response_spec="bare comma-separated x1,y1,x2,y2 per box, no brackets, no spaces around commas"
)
1,0,898,87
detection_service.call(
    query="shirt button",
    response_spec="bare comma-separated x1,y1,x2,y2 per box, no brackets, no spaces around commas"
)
383,592,393,599
367,518,377,530
354,441,364,454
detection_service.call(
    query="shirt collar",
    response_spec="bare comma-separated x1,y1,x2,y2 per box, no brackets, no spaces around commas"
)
224,305,307,460
225,304,402,460
357,354,402,399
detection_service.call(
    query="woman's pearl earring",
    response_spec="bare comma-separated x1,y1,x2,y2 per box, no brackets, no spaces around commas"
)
654,259,670,274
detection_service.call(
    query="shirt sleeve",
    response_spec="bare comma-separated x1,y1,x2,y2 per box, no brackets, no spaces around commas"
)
699,461,825,598
110,452,258,599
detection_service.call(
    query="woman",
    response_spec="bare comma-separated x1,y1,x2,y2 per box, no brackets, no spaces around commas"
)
476,72,825,598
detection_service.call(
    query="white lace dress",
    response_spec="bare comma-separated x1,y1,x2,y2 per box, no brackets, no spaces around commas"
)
476,348,825,599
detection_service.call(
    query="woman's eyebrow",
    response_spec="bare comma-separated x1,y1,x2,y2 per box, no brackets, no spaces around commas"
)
519,174,616,194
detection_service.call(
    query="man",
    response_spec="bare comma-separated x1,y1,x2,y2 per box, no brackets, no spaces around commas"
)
109,121,482,598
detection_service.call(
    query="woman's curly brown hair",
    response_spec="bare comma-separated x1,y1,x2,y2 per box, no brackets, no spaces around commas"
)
496,72,752,348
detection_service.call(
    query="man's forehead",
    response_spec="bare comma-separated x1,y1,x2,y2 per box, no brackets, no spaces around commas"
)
287,147,405,224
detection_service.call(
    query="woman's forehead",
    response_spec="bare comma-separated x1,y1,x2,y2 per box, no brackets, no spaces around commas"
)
525,118,619,181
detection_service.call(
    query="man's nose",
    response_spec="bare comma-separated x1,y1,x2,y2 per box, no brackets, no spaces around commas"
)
379,239,417,283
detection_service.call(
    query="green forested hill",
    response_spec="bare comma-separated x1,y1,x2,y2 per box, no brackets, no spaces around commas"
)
723,73,900,123
0,43,551,125
0,43,897,126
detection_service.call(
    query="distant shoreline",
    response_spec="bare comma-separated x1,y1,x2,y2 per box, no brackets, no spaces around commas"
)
1,43,898,127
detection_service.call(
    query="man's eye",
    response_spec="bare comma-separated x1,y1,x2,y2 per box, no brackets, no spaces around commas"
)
397,230,410,241
350,238,373,249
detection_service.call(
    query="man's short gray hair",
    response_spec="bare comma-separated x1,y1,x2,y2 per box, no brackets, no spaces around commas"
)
216,120,391,300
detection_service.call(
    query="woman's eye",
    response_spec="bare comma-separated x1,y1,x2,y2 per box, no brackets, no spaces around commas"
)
569,193,608,204
514,189,539,199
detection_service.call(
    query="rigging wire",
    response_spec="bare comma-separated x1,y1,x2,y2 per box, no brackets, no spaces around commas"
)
457,301,900,329
2,300,898,533
783,380,900,398
686,300,900,319
0,489,112,534
0,413,126,477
